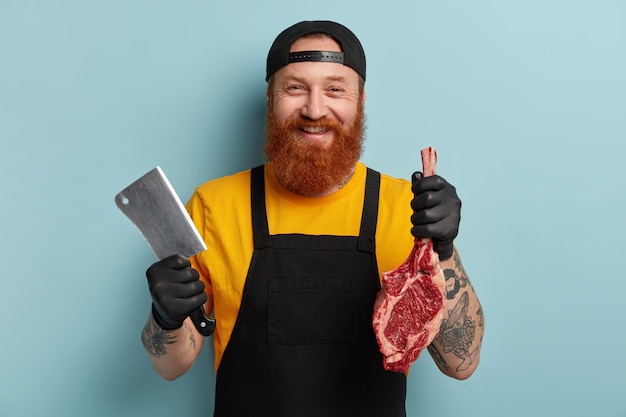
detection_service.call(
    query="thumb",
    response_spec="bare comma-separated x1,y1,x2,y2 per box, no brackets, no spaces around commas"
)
412,171,423,183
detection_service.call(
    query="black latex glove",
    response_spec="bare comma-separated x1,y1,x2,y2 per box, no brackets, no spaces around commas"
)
146,254,207,330
410,172,461,261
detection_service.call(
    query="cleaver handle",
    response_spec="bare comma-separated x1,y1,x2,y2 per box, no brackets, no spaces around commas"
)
189,305,216,337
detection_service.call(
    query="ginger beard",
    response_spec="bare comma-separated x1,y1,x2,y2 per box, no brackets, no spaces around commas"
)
264,99,365,196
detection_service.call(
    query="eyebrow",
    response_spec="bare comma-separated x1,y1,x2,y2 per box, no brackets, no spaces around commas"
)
325,75,348,83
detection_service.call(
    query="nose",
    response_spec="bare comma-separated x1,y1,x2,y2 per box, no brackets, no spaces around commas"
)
300,90,328,120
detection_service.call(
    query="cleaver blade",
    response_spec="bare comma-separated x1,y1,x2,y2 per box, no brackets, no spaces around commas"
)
115,166,215,336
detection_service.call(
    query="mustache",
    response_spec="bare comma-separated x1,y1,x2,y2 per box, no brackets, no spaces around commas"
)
284,117,344,132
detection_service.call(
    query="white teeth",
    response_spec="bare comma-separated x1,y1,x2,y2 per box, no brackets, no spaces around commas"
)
302,126,326,133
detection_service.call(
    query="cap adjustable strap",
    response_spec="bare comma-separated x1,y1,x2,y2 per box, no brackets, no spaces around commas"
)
288,50,344,64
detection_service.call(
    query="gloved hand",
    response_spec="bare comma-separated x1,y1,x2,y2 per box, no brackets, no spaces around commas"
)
410,172,461,261
146,254,207,330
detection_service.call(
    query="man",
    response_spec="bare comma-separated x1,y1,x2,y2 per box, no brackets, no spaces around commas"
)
141,20,484,416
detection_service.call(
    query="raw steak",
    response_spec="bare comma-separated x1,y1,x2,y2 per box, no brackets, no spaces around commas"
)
372,147,446,372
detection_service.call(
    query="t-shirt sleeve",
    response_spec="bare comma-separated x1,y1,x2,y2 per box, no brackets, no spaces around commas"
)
186,190,213,295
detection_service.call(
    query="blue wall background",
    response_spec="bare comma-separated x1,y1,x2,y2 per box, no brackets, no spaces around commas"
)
1,1,625,416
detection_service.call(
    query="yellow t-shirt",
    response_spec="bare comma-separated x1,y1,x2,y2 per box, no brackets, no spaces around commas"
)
187,162,415,371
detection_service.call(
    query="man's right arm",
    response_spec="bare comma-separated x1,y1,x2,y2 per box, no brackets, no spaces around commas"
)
141,255,209,380
141,306,208,380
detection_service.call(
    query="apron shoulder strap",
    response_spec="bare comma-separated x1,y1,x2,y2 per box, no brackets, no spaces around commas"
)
358,168,381,254
250,165,271,249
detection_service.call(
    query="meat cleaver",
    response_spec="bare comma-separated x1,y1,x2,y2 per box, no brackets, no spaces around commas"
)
115,166,215,337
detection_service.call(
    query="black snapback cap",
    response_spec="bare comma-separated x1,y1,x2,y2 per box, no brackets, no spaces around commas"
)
266,20,366,82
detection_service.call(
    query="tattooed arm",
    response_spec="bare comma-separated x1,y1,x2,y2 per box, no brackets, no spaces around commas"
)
427,247,484,380
141,297,212,380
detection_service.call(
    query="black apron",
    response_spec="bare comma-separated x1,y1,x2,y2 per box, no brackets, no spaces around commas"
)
214,165,406,417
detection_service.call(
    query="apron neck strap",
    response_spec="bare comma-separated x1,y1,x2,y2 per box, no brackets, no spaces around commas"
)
251,165,271,249
250,165,381,253
357,168,380,254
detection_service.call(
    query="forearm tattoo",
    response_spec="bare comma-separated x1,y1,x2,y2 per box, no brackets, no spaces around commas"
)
435,292,478,372
186,321,197,351
141,314,177,357
444,253,469,300
429,250,484,372
427,343,449,371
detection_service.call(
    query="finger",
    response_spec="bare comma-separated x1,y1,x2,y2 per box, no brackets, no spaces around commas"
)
411,191,440,211
411,175,447,194
411,207,447,227
167,280,206,299
414,213,460,240
411,183,451,211
152,280,206,305
154,292,208,320
149,265,200,286
158,254,191,270
179,292,209,312
411,222,441,239
169,266,200,284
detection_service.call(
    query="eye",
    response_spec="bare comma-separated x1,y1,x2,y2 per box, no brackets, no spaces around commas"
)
287,84,305,93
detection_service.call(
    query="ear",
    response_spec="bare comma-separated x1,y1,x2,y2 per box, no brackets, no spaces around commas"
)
266,88,273,107
361,89,366,106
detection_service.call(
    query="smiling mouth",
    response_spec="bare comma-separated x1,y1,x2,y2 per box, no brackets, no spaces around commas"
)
300,126,329,134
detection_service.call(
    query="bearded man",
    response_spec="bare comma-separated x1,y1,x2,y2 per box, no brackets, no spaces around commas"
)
140,20,484,417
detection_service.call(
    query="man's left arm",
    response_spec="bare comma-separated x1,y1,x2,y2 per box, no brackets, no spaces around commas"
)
427,247,483,379
411,172,484,379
